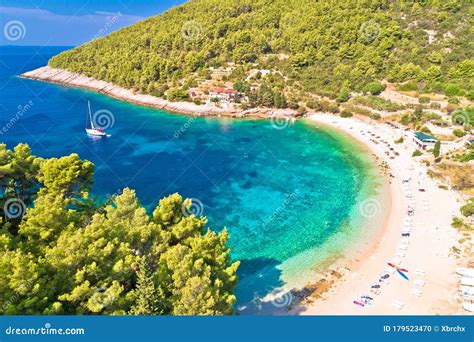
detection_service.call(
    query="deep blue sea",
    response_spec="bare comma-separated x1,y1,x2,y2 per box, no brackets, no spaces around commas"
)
0,46,385,313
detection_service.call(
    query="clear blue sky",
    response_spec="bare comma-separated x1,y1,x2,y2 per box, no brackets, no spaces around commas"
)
0,0,187,46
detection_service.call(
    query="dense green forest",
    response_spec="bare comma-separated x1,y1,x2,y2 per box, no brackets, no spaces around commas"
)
0,144,239,315
49,0,473,102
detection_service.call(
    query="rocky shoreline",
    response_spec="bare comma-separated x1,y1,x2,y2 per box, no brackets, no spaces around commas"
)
21,66,297,120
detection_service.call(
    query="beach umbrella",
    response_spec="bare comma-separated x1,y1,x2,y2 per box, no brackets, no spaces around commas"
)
387,263,409,281
396,269,409,281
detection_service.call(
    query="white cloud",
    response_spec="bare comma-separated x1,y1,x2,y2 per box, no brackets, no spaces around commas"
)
0,6,144,45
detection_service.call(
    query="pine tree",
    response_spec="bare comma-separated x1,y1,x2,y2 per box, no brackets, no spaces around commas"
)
433,140,441,158
1,144,239,315
130,257,160,315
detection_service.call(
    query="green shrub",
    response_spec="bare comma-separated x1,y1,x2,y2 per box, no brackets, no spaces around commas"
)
167,88,190,102
446,104,460,113
297,106,307,116
461,199,474,217
452,217,465,228
340,110,353,118
420,126,432,134
448,97,460,104
398,82,418,91
467,89,474,101
412,150,422,157
342,105,371,117
336,89,350,103
353,96,403,112
445,84,462,97
418,96,430,104
319,101,339,113
433,140,441,158
306,100,317,109
400,114,411,125
365,82,385,95
240,103,249,110
288,99,299,110
453,129,466,137
458,151,474,162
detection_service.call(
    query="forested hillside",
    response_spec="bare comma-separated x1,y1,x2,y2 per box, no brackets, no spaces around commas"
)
49,0,472,104
0,144,239,315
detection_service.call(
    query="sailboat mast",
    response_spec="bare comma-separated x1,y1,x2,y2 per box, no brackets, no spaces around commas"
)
86,101,89,129
87,101,94,129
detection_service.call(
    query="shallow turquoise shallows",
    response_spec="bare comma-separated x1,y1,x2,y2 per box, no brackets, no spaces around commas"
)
1,47,384,312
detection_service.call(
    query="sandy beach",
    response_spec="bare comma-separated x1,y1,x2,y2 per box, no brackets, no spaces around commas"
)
294,113,466,315
21,66,296,119
19,66,470,315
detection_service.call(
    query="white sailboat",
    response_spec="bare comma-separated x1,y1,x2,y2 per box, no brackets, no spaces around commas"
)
85,101,107,137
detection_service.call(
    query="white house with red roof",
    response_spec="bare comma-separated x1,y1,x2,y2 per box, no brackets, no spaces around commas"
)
208,88,238,103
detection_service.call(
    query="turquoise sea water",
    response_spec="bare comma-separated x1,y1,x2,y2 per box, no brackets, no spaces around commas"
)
0,46,385,312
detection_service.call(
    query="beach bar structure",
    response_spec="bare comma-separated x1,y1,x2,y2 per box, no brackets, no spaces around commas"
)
413,132,437,150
